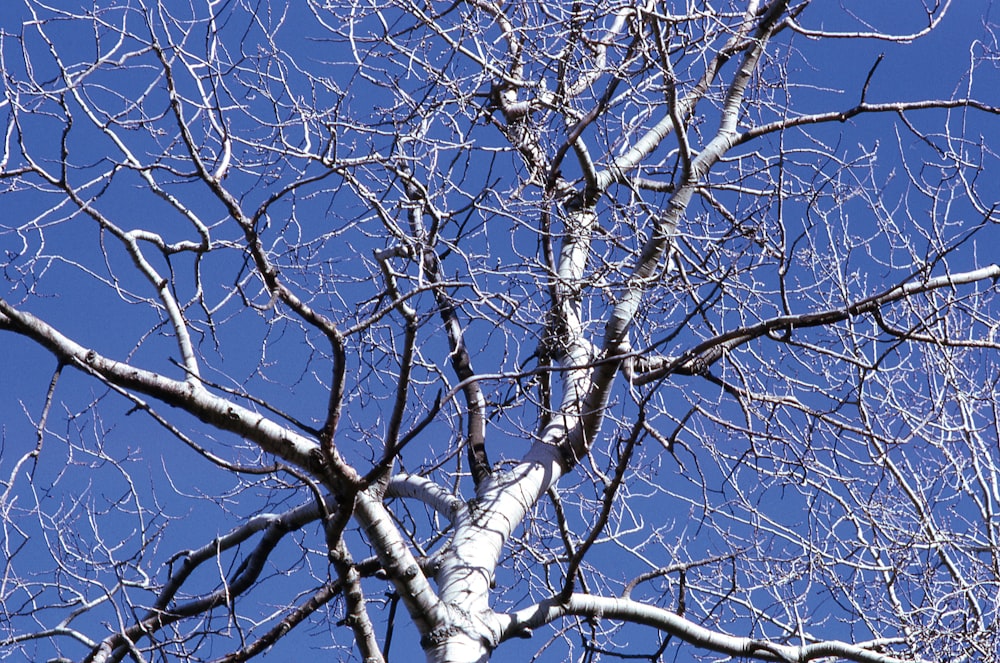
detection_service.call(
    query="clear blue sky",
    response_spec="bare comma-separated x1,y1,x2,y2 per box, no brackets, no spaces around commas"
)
2,2,998,661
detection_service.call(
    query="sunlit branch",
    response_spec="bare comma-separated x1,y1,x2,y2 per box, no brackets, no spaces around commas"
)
570,0,790,465
785,0,953,42
596,1,788,189
327,538,383,663
560,407,644,600
353,491,450,641
738,99,1000,145
0,300,323,476
386,474,466,524
503,594,927,663
95,501,331,662
0,362,60,509
10,82,205,383
398,168,491,486
630,264,1000,384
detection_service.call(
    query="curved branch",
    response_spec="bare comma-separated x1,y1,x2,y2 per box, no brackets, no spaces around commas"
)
353,490,449,642
148,22,356,487
596,1,793,189
631,264,1000,385
786,1,953,43
91,500,330,662
569,0,791,463
386,474,466,524
0,299,326,479
503,594,926,663
400,172,492,487
738,98,1000,146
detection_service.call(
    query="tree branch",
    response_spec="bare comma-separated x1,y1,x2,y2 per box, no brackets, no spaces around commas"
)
631,264,1000,384
504,594,927,663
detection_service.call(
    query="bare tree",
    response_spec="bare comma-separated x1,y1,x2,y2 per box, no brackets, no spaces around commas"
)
2,1,999,661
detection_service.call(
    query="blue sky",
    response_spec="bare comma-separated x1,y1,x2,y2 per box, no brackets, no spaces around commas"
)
2,2,999,661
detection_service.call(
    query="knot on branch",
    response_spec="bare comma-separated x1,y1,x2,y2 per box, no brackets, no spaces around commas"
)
488,81,529,118
677,351,711,376
420,624,465,649
420,604,501,651
677,344,727,376
558,440,580,472
308,447,328,474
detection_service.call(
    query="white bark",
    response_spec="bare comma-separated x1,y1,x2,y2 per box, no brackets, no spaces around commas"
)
427,443,566,661
506,595,928,663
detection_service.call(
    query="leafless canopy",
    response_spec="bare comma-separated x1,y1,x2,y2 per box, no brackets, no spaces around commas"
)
2,1,999,662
